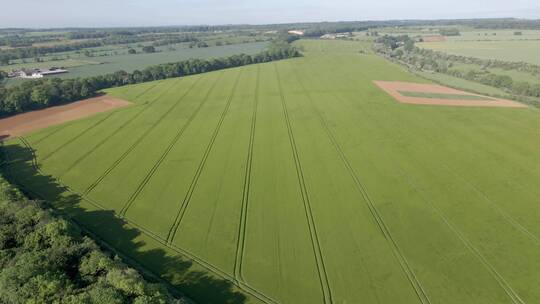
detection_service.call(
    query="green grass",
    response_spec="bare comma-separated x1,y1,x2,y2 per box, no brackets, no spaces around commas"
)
449,29,540,41
4,42,267,85
4,39,540,304
0,58,101,72
449,62,540,85
418,40,540,65
414,70,510,95
398,90,494,100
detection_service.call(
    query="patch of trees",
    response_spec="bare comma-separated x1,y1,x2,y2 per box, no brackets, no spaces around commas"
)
439,28,461,36
411,46,540,76
0,39,301,117
152,35,198,47
448,69,540,98
66,32,110,40
0,41,103,65
374,35,540,105
0,176,186,303
303,27,367,37
0,35,63,48
463,18,540,30
142,46,156,53
0,34,202,64
375,35,414,50
94,33,199,48
188,41,209,49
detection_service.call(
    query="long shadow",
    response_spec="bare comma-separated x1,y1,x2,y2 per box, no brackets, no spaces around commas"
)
0,141,248,304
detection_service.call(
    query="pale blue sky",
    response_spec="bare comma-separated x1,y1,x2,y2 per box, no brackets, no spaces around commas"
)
1,0,539,28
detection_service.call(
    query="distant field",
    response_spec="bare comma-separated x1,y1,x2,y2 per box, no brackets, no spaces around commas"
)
0,58,101,72
4,42,267,86
378,27,540,42
448,62,540,85
414,70,510,95
449,29,540,41
418,40,540,64
4,40,540,303
57,42,267,78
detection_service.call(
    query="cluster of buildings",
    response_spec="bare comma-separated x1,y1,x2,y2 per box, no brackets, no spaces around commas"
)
287,29,352,39
320,33,352,39
287,30,305,36
7,67,68,79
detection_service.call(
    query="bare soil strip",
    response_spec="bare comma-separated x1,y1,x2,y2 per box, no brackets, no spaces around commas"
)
374,81,526,108
0,95,132,140
421,35,447,42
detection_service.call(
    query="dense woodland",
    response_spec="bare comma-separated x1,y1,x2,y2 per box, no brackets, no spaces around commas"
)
0,175,186,304
0,38,300,117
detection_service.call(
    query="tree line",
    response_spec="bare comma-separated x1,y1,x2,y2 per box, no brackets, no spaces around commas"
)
0,34,65,48
0,174,187,303
374,35,540,106
0,34,203,65
0,41,103,65
0,40,301,117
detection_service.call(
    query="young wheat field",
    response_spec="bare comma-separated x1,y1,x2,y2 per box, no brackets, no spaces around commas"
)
4,40,540,304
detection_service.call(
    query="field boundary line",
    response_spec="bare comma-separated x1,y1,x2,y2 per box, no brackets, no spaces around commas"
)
395,166,526,304
1,140,277,304
31,125,67,146
31,81,160,147
292,60,431,304
325,54,540,245
58,81,180,179
18,137,40,172
316,55,527,303
165,70,243,244
39,111,116,162
274,63,333,304
439,164,540,245
119,72,226,218
333,52,540,243
83,76,204,197
234,65,260,283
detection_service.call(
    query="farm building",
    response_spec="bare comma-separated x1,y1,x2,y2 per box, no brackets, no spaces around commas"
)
9,67,68,79
288,30,305,36
321,33,351,39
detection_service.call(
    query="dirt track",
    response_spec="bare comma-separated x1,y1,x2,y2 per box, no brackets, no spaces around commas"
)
374,81,526,108
0,95,131,140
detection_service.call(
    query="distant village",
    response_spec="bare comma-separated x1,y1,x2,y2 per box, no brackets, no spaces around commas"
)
287,30,353,39
7,67,68,79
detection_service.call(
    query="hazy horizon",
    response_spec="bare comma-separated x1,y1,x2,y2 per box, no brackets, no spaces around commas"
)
1,0,539,28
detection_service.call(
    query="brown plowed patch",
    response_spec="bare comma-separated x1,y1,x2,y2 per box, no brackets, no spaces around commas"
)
421,35,447,42
0,95,131,140
374,81,526,108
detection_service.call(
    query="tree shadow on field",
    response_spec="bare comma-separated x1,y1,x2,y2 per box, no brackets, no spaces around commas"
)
0,141,248,304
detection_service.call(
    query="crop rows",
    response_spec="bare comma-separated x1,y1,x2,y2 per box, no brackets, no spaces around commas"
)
6,40,540,304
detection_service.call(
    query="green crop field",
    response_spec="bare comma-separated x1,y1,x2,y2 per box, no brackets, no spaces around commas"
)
418,40,540,65
3,42,267,87
4,39,540,304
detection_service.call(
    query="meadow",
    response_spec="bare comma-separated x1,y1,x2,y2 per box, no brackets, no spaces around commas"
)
4,39,540,304
3,42,267,86
418,40,540,65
